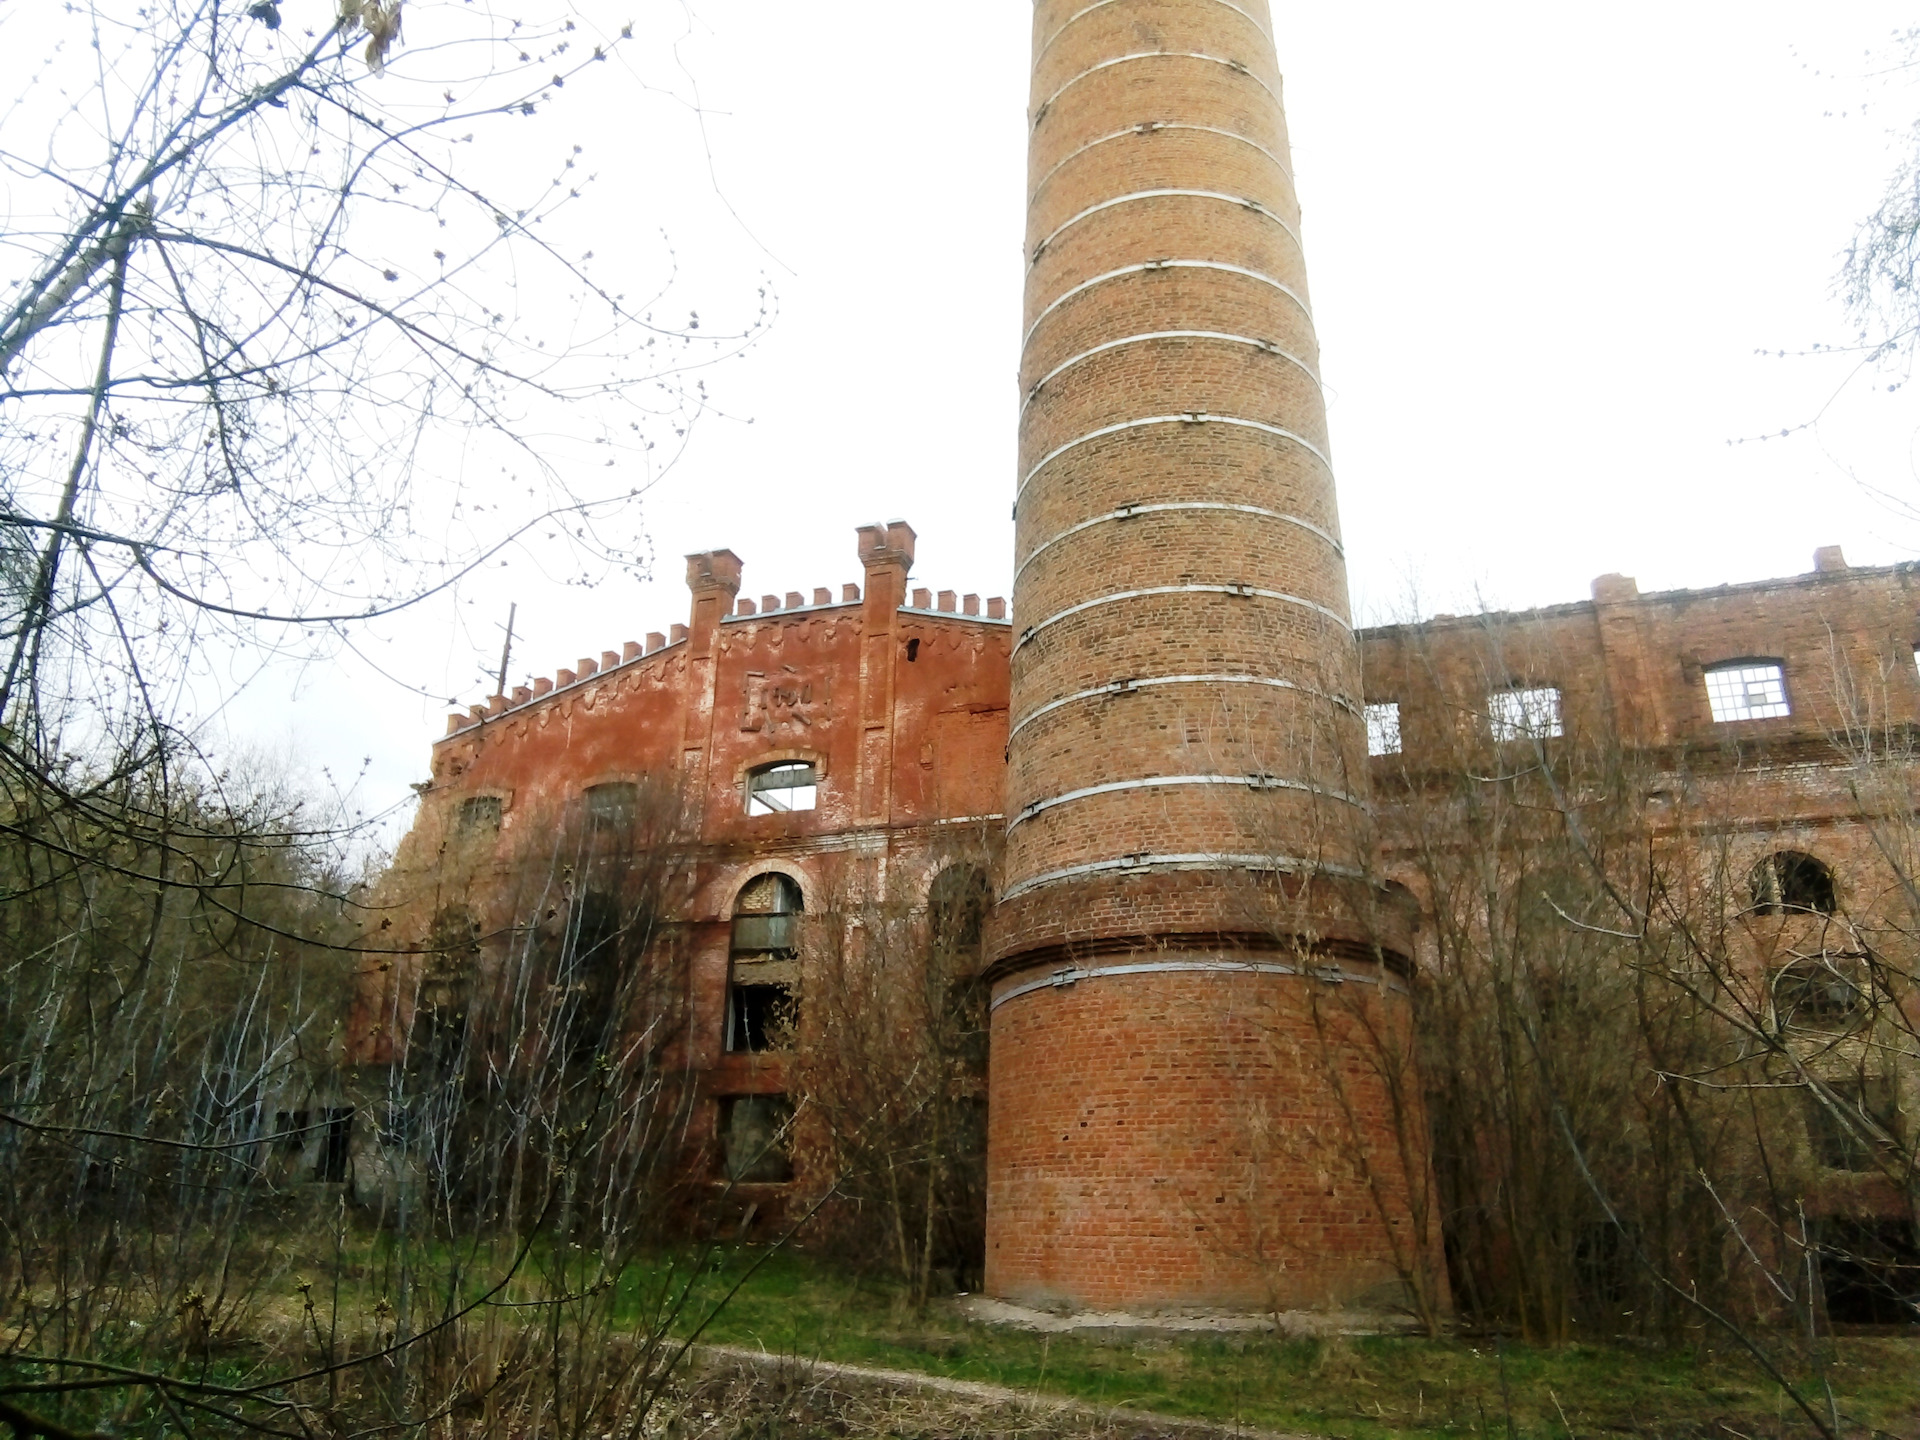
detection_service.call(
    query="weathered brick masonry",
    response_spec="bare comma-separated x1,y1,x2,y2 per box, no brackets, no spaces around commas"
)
352,0,1920,1322
359,518,1916,1314
986,0,1422,1315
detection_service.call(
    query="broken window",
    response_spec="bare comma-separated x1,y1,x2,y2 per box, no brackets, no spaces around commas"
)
1488,686,1562,742
1704,662,1790,722
1365,702,1402,756
1805,1075,1899,1173
585,781,638,835
1749,851,1836,915
746,762,817,815
457,794,501,834
1772,957,1869,1030
718,1094,794,1184
728,873,801,1052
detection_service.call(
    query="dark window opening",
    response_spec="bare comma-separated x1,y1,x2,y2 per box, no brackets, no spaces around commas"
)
727,983,795,1053
457,794,501,833
428,906,481,969
1773,958,1870,1030
561,890,622,1062
1815,1218,1920,1326
929,864,991,962
1805,1076,1899,1173
906,638,920,662
410,981,469,1079
1750,851,1836,915
586,781,638,836
728,873,802,1051
316,1108,354,1183
719,1094,793,1184
746,763,817,815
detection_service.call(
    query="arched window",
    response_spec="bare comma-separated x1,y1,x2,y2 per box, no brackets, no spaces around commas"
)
1748,851,1836,915
727,873,801,1052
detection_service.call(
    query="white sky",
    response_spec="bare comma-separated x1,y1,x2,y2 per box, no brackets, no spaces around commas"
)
220,0,1920,839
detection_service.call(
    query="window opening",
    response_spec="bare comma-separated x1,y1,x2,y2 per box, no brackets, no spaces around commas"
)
719,1094,794,1183
562,890,622,1061
1749,851,1836,915
1365,702,1402,756
1704,662,1790,722
906,638,920,662
316,1108,354,1183
1773,957,1868,1030
585,781,637,835
1805,1076,1898,1173
1813,1218,1920,1325
746,762,817,815
457,795,501,833
1488,686,1563,742
929,865,992,962
728,873,801,1052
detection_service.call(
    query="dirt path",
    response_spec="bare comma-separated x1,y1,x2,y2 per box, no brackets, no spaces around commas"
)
691,1343,1323,1440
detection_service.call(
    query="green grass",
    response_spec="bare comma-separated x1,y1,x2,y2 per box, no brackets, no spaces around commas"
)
681,1249,1920,1440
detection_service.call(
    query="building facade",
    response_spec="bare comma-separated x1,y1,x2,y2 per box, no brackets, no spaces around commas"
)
354,524,1918,1320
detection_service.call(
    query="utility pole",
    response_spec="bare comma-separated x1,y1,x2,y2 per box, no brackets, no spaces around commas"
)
494,602,517,698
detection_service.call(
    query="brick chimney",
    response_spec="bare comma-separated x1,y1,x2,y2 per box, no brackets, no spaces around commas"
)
986,0,1435,1318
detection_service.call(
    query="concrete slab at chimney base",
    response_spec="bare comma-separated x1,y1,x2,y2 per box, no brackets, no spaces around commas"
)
958,1295,1426,1339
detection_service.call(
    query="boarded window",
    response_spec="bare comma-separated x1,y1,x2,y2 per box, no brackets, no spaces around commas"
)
746,762,817,815
1488,687,1562,742
719,1095,793,1183
1365,702,1402,756
457,794,502,833
1705,662,1790,722
1749,851,1835,915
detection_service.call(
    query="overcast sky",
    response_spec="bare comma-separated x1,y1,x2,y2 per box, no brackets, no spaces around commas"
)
221,0,1920,837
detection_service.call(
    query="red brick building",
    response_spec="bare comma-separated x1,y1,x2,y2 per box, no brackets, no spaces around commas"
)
352,0,1916,1324
356,526,1919,1319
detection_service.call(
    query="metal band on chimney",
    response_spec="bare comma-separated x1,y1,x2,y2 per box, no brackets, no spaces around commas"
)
1023,261,1313,351
1030,189,1303,265
1015,501,1340,583
1034,52,1283,129
1031,124,1295,203
1035,0,1275,65
1023,332,1322,412
1012,583,1351,656
1007,673,1358,745
1007,773,1368,832
1000,851,1368,905
992,961,1404,1015
1018,414,1332,504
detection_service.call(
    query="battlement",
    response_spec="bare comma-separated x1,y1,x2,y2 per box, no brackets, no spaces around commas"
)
442,520,1009,739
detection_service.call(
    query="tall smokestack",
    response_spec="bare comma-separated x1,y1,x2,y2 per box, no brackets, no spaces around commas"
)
987,0,1433,1315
